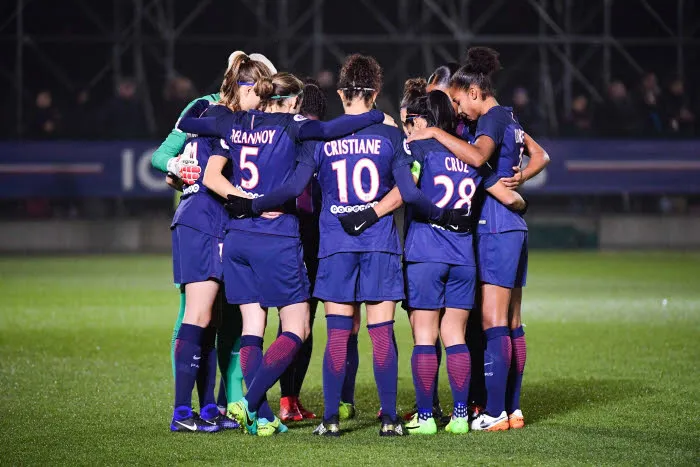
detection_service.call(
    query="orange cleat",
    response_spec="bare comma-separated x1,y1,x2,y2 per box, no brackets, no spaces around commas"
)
508,410,525,429
279,396,303,422
296,398,317,419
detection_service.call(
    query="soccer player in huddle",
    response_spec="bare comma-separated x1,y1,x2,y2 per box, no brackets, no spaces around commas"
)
167,53,273,432
398,90,526,435
178,70,386,436
410,47,550,430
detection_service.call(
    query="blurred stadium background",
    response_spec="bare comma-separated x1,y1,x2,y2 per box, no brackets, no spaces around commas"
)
1,2,699,465
0,0,699,253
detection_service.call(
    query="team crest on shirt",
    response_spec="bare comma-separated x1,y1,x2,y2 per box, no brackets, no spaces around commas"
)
403,138,411,155
294,114,308,122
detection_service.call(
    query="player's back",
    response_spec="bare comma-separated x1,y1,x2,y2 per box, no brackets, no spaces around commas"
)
308,122,404,258
475,105,527,234
172,105,231,238
404,138,484,265
226,110,303,237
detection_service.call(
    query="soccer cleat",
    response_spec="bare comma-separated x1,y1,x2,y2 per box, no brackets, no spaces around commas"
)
312,415,341,437
405,413,437,435
201,412,240,430
402,408,417,421
170,407,220,433
338,401,356,420
379,414,404,437
508,409,525,429
227,399,257,435
257,416,288,437
296,398,317,419
470,411,509,431
445,416,470,434
279,396,303,422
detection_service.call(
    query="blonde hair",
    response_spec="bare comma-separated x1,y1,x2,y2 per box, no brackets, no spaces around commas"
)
219,53,272,110
256,72,303,111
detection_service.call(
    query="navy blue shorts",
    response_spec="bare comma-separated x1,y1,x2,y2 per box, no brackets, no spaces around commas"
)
171,224,223,286
475,231,528,289
223,230,310,308
405,262,477,310
314,252,404,303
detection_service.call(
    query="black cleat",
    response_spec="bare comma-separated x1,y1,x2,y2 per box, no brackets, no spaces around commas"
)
379,414,404,437
170,412,220,433
312,415,341,437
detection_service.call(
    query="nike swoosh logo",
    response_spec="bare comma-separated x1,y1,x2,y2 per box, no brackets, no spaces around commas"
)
448,225,459,230
354,221,367,231
193,356,201,360
201,419,216,426
176,420,197,431
245,410,254,428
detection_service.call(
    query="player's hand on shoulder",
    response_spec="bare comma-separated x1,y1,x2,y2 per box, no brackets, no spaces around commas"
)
500,166,524,189
407,127,435,143
191,99,210,116
225,194,254,219
383,113,398,128
338,208,379,236
437,208,472,233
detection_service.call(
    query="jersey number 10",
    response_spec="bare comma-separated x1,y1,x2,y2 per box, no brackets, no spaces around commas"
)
331,158,380,203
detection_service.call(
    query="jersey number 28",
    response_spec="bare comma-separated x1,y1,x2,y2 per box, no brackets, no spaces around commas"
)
433,175,476,212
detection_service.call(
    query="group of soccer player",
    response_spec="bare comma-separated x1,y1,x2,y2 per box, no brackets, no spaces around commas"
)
152,45,550,437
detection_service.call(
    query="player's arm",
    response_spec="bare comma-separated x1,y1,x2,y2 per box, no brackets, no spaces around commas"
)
485,178,526,211
151,97,215,173
501,133,550,189
295,109,385,141
176,100,227,137
408,127,495,167
165,173,184,192
202,155,249,199
250,163,315,213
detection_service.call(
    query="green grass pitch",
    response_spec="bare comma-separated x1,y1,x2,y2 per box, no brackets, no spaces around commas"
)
1,252,699,465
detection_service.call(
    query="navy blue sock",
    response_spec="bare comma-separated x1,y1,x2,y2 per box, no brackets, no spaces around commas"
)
196,325,218,417
341,333,359,404
246,332,303,413
239,335,275,420
323,315,353,420
174,324,203,414
484,326,512,417
368,321,398,419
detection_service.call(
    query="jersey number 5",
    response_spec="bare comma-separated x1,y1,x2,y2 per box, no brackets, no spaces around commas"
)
240,146,259,189
331,158,379,203
433,175,476,212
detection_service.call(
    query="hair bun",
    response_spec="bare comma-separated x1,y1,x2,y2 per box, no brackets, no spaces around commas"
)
464,47,501,76
404,77,427,96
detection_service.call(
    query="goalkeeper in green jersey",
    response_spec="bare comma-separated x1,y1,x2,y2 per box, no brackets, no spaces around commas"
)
152,51,276,412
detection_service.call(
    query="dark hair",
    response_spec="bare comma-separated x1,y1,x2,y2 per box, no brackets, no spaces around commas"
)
405,90,456,135
219,53,272,110
450,47,501,98
300,78,327,120
256,72,303,110
337,54,383,106
427,62,460,89
400,77,427,109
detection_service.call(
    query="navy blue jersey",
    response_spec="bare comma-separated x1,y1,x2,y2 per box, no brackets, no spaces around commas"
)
298,123,412,258
171,107,231,238
222,110,314,237
474,106,527,234
404,138,494,265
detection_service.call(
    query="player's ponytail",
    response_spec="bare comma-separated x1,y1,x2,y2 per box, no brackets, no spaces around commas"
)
427,62,459,90
337,54,383,107
405,90,456,135
219,53,272,110
450,47,501,98
400,77,427,109
254,76,275,102
300,78,327,120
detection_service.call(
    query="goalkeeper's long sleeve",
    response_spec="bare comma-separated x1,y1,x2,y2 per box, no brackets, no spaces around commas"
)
151,93,220,173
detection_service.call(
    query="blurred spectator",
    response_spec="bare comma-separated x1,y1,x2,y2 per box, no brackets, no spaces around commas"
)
596,81,640,137
158,76,198,133
511,87,545,136
96,77,149,139
664,78,695,136
67,90,94,138
562,95,594,137
29,90,62,139
636,72,663,136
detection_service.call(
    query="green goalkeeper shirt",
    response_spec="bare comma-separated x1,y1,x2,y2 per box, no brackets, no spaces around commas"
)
150,93,221,172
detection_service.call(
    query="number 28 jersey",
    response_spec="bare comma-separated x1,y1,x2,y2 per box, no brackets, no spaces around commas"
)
404,138,495,266
298,123,412,258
